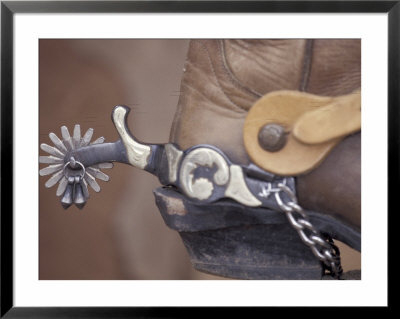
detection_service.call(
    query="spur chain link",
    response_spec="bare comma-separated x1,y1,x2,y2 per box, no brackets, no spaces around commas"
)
274,181,343,279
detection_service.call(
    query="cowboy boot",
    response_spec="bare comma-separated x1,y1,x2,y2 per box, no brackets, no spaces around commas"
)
38,39,361,280
164,39,360,279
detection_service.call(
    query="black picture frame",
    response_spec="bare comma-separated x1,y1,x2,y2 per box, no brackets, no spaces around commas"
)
1,1,395,317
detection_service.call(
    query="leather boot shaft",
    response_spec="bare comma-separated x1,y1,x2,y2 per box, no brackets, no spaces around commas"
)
170,39,361,229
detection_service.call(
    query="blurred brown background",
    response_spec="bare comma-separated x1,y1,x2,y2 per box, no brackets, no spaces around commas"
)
39,39,360,280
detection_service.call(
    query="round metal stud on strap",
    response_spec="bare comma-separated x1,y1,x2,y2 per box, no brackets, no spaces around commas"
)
243,90,361,176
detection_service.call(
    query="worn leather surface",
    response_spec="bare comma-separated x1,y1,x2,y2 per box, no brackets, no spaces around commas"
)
170,39,361,229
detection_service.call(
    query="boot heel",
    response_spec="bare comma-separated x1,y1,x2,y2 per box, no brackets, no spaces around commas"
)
154,187,325,280
180,224,323,280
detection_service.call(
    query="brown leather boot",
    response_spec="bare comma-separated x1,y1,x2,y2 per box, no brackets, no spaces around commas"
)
38,39,361,280
167,39,361,279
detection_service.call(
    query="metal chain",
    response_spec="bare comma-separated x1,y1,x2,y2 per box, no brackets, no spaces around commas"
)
274,182,343,279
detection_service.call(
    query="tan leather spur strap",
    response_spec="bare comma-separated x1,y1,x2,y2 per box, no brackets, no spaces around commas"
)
243,90,361,176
